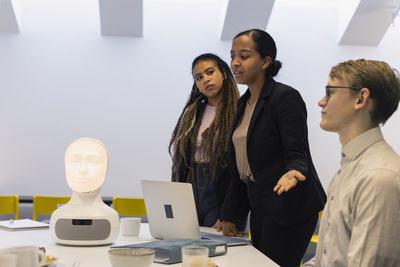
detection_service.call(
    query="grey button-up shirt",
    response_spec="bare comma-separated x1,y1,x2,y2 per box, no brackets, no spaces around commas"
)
304,127,400,267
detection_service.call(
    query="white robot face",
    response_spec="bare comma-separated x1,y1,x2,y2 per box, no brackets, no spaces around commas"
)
65,138,108,192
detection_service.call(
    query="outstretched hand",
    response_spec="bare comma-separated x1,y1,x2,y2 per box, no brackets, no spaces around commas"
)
273,170,306,195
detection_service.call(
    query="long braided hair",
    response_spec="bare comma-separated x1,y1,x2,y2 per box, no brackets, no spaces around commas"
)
169,53,239,183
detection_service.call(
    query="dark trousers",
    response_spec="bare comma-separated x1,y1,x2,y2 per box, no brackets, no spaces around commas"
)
192,163,219,227
250,212,318,267
192,163,248,230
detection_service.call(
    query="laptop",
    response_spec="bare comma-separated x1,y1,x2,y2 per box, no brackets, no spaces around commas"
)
141,179,251,246
141,180,201,240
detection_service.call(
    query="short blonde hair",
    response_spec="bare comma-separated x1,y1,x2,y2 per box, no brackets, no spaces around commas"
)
330,59,400,124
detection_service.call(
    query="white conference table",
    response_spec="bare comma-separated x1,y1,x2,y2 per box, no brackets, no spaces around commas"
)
0,223,279,267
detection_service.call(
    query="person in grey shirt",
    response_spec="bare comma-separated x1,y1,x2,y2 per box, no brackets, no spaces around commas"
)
304,59,400,267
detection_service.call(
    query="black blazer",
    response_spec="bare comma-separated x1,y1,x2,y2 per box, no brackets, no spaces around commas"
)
222,78,326,225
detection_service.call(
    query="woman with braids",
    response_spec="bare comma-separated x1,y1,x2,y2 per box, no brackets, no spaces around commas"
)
221,29,326,266
169,53,245,231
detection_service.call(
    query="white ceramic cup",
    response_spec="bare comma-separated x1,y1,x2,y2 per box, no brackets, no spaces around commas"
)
120,217,141,236
0,246,46,267
181,246,209,267
0,253,17,267
108,248,155,267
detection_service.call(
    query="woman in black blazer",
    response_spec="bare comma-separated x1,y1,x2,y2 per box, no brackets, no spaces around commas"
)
222,29,326,267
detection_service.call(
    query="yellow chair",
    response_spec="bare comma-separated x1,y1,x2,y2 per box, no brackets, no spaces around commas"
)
32,195,71,221
0,195,19,219
112,197,147,217
245,229,251,239
311,210,324,243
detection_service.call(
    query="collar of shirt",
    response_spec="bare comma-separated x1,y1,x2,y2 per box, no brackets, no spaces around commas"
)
341,127,383,162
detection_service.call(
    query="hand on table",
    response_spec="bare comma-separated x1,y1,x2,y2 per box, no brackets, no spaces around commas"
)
222,221,243,237
273,170,306,195
212,219,223,232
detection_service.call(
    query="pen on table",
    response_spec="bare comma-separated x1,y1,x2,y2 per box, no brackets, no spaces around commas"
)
9,219,14,225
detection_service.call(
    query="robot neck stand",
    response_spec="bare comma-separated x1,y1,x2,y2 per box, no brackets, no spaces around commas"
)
69,188,104,206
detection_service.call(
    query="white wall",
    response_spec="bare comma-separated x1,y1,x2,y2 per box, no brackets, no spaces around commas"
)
0,0,399,197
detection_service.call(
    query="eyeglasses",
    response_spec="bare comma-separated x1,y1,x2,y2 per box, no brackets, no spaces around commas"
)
325,85,362,101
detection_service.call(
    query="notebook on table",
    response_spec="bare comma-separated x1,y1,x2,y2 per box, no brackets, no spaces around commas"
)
0,219,49,231
200,231,251,246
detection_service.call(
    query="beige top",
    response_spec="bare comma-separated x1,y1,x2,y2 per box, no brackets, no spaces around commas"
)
232,101,256,183
303,127,400,267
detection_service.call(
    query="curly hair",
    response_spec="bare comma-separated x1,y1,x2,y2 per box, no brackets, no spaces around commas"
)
169,53,239,183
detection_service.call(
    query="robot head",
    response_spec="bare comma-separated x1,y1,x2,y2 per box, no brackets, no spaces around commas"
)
65,138,108,193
